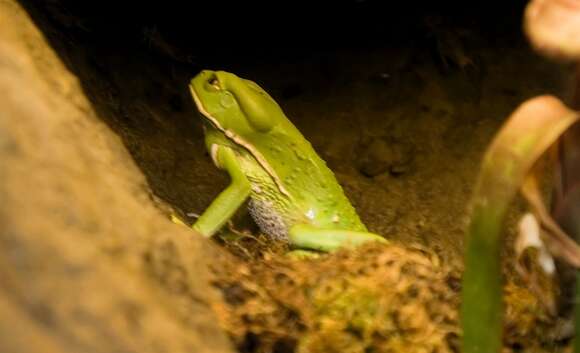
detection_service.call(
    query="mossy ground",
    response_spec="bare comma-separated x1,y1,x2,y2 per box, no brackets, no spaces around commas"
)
207,234,563,353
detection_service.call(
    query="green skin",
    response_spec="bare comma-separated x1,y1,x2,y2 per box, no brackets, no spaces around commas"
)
187,70,387,253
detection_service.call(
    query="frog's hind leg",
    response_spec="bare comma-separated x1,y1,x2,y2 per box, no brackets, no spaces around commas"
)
288,224,388,253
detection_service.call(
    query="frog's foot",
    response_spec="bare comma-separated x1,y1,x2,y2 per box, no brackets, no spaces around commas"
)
288,224,389,253
170,213,190,227
170,211,202,228
286,249,322,260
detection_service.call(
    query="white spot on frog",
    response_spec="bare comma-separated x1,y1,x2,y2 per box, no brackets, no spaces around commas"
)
332,214,340,223
251,184,262,194
306,209,315,220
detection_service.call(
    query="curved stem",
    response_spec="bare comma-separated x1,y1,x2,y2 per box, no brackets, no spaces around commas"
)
461,95,579,353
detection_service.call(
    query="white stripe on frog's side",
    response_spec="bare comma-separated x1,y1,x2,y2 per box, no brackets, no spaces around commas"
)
210,144,220,167
191,87,291,198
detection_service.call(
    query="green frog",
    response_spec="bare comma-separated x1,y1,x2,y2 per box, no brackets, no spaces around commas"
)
182,70,387,253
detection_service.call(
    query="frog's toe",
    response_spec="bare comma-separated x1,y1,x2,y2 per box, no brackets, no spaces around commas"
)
170,214,189,227
289,224,389,252
286,249,322,260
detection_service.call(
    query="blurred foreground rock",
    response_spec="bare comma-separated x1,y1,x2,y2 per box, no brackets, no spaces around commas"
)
0,1,234,352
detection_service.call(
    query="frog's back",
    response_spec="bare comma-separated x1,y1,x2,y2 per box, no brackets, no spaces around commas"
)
237,146,367,241
246,119,368,233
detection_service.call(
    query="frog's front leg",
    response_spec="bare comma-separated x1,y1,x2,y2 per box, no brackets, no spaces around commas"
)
288,224,389,252
191,145,251,238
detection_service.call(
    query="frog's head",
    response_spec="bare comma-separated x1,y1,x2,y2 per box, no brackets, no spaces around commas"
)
189,70,284,135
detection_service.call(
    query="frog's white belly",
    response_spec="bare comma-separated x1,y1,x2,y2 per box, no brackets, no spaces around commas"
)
247,198,290,241
237,150,300,241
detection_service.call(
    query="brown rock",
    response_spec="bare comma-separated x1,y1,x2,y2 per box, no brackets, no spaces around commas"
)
0,1,233,353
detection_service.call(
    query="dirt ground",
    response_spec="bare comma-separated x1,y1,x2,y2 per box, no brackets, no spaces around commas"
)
1,0,577,352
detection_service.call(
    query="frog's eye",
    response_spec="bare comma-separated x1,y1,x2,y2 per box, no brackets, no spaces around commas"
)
204,73,222,92
209,77,221,90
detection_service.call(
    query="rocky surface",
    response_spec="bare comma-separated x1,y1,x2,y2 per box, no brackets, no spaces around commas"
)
0,1,234,352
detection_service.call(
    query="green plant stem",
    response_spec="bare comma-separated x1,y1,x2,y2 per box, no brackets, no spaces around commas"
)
460,95,579,353
461,204,505,353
